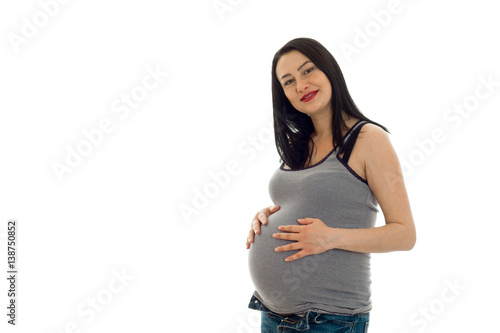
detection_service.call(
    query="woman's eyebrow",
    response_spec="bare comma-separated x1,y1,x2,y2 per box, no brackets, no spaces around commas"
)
280,60,313,80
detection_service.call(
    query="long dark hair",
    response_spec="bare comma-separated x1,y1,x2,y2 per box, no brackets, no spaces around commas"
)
271,37,389,169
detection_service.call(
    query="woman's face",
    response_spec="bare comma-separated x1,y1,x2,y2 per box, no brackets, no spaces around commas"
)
275,50,333,117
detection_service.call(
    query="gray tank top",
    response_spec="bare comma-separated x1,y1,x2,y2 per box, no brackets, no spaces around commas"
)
248,120,379,316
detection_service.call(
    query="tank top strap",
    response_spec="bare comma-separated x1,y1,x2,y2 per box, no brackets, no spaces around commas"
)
340,120,369,163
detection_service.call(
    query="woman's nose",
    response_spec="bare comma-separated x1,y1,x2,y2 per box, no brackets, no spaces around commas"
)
296,78,309,93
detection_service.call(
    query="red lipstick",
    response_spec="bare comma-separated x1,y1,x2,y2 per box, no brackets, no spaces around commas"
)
300,90,318,102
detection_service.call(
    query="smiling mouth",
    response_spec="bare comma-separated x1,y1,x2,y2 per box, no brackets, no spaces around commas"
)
300,90,319,102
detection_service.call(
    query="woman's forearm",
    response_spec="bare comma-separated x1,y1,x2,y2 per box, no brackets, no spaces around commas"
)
330,222,416,253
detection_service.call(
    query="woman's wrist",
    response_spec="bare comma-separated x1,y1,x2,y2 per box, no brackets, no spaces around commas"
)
326,227,344,251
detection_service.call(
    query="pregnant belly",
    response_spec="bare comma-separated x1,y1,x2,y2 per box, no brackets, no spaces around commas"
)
247,209,333,312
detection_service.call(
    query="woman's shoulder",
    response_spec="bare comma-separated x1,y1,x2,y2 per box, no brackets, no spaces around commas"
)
356,122,394,160
358,122,387,136
345,118,386,137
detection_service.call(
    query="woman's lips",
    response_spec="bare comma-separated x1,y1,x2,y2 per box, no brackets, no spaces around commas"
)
300,90,319,102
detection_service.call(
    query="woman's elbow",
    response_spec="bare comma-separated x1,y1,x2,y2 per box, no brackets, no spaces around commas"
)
403,225,416,251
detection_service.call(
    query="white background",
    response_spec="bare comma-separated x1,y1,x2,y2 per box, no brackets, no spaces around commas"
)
1,0,499,332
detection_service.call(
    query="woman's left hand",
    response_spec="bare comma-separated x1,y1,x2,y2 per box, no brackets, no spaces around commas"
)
273,218,339,262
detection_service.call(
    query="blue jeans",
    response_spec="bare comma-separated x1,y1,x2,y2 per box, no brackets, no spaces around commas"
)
249,295,370,332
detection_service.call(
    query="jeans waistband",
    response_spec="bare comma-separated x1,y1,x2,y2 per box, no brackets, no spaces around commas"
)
248,295,370,330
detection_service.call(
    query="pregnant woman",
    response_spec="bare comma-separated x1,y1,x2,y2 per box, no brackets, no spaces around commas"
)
246,38,416,332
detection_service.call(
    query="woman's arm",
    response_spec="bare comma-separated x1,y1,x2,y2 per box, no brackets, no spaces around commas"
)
336,123,416,252
273,124,416,261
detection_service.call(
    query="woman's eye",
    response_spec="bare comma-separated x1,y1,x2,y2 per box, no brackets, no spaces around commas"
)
304,66,314,74
284,79,294,86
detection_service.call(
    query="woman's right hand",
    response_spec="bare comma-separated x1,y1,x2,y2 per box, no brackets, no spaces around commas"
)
246,205,280,249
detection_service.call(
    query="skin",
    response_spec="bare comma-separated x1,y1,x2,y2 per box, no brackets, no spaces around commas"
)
245,50,416,262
